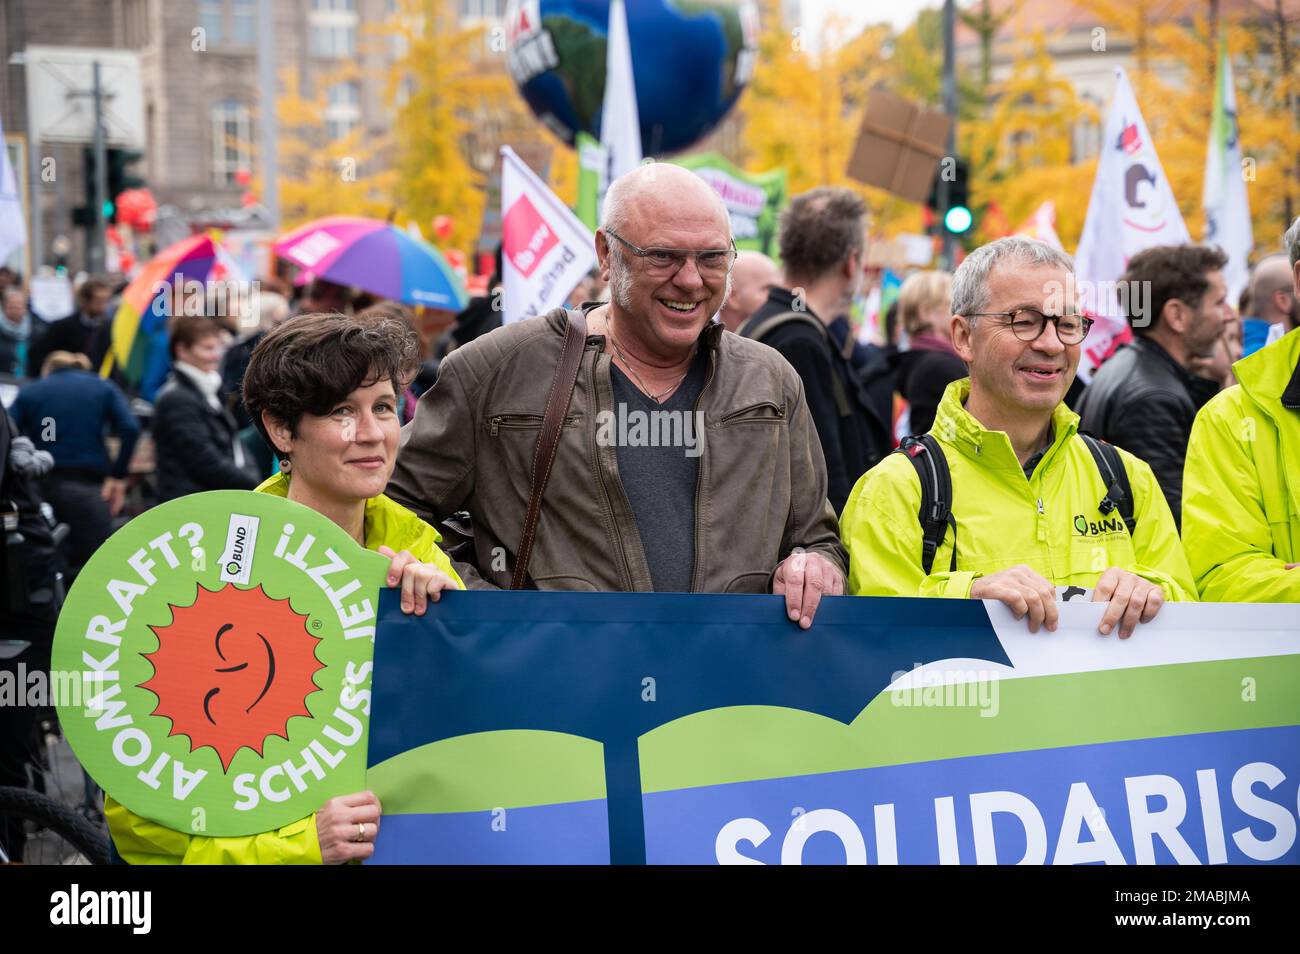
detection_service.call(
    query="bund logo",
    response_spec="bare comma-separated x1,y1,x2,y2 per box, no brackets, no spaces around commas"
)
1073,513,1125,537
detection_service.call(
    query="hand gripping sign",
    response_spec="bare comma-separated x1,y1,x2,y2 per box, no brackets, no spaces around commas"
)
53,491,388,837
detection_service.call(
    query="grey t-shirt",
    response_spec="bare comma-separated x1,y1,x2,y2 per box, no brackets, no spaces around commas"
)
609,348,709,591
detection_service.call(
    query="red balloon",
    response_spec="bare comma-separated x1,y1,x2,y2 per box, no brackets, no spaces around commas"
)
241,191,259,207
433,215,455,240
235,169,253,187
115,188,158,231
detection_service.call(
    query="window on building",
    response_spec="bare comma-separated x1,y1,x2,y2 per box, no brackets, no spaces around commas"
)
232,0,256,45
200,0,224,44
310,0,358,57
325,81,362,140
212,99,253,186
458,0,505,18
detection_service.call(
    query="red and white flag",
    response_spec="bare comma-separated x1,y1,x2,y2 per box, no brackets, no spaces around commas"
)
500,145,597,325
1014,201,1064,251
1075,68,1190,374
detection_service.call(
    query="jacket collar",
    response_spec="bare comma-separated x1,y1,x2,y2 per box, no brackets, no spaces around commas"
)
934,377,1079,477
254,473,440,552
1234,326,1300,412
1283,348,1300,410
567,303,726,352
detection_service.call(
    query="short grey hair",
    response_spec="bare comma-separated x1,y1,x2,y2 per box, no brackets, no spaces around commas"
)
1284,215,1300,268
601,175,632,237
951,236,1075,319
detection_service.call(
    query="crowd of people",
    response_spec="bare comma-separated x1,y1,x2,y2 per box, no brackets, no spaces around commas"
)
0,159,1297,864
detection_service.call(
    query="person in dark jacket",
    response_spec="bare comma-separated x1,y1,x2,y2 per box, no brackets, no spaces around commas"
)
24,277,114,379
0,286,49,379
9,351,140,579
1077,244,1231,527
0,406,67,863
741,187,892,513
893,269,967,436
152,314,258,502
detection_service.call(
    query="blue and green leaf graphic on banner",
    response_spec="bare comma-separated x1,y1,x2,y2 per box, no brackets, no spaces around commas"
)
366,593,1300,865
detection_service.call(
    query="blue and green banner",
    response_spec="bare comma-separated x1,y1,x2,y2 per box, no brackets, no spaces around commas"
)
367,593,1300,865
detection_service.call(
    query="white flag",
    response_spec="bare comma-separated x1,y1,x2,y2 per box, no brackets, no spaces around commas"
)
601,0,642,183
1203,36,1252,306
500,146,596,326
0,114,28,265
1075,68,1190,374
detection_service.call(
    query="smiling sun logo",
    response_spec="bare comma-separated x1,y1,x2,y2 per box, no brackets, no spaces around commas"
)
141,583,325,770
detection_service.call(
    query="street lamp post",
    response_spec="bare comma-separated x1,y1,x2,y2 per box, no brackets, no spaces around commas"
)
940,0,957,270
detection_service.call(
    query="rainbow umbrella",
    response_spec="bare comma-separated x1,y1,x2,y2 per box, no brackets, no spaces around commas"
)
273,216,468,311
103,233,244,398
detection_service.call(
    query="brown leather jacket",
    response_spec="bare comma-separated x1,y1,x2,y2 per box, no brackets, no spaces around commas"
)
387,307,847,591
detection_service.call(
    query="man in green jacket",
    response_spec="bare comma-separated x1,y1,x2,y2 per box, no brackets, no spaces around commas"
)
1182,217,1300,602
842,237,1197,637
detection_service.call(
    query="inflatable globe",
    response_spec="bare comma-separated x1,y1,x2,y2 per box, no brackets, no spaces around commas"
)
505,0,759,155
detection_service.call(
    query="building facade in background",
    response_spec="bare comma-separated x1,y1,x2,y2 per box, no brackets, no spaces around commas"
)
0,0,520,272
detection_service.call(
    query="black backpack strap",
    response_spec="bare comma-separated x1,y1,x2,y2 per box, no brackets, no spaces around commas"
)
1079,433,1136,534
897,434,957,575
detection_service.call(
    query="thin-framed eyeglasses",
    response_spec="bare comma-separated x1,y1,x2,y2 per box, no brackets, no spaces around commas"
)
964,308,1094,345
604,228,738,275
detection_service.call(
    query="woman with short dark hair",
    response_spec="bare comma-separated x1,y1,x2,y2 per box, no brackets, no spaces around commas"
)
151,313,257,502
106,310,462,866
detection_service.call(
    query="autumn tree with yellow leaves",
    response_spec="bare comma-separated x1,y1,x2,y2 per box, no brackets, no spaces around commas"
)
738,0,941,239
270,66,396,229
963,34,1100,246
383,0,527,255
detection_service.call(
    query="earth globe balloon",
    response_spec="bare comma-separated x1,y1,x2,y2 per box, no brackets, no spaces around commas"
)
504,0,760,155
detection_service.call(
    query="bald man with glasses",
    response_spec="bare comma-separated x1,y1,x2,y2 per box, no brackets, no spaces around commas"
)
390,162,845,627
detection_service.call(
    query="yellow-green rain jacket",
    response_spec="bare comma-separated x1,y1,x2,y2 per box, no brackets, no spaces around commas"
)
106,475,462,864
1182,327,1300,602
841,378,1198,601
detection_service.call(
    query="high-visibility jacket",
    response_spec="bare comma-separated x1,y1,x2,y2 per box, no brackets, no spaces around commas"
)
841,378,1198,601
1182,327,1300,602
106,477,461,864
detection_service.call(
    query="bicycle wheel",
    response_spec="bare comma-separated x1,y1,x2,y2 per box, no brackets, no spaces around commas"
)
0,785,111,865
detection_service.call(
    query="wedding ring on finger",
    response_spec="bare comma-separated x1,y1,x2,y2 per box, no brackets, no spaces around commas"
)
355,822,366,843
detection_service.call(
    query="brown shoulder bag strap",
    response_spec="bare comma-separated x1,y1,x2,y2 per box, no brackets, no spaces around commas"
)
511,310,588,589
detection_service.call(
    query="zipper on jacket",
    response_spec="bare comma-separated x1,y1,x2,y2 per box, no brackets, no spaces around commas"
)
488,413,579,436
688,350,719,593
588,346,637,590
718,401,785,425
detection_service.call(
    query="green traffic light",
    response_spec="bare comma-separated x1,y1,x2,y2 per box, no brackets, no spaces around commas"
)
102,200,115,218
944,206,973,234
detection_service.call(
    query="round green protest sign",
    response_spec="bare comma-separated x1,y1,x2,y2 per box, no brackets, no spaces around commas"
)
53,490,389,837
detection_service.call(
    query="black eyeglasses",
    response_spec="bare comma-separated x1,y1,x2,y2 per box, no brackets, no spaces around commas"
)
965,308,1094,345
604,228,738,276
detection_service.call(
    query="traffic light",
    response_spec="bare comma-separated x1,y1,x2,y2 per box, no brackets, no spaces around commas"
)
72,147,145,226
925,158,973,236
71,147,98,227
107,149,146,219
